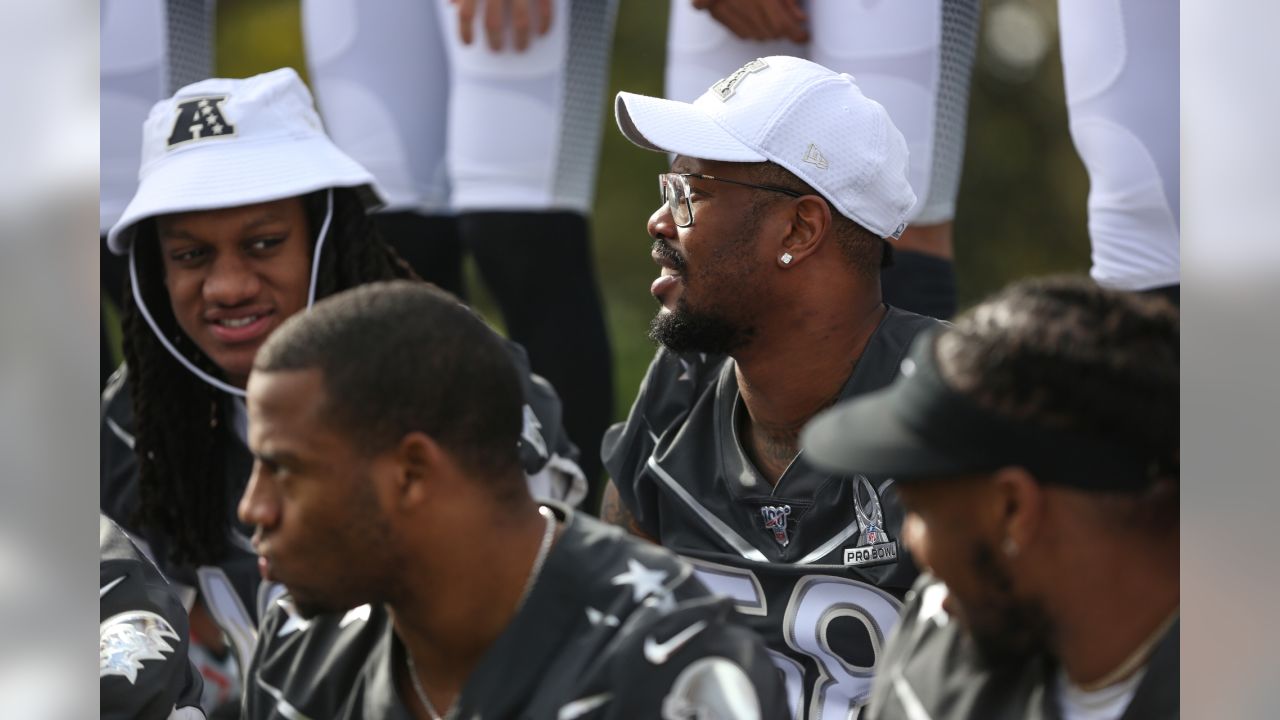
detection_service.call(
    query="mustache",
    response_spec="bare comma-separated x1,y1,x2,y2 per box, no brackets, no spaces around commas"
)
651,239,686,270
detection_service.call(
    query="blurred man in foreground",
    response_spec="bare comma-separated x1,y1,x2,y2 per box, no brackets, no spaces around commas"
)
239,281,785,719
803,276,1178,719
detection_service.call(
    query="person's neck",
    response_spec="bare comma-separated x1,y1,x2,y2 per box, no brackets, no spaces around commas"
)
732,294,885,484
390,499,551,714
1049,540,1178,688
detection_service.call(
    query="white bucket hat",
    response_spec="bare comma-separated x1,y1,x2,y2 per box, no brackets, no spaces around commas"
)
106,67,384,255
615,55,915,239
109,67,385,397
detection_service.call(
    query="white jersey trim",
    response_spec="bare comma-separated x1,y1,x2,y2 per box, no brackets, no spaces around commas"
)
647,456,768,563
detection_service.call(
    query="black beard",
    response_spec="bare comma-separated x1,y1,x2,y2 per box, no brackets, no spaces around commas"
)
964,543,1053,670
649,300,754,355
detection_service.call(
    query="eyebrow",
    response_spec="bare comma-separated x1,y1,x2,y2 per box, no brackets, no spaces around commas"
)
254,448,304,468
158,211,289,242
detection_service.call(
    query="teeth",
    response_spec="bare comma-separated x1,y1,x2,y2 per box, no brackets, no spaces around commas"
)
219,315,259,328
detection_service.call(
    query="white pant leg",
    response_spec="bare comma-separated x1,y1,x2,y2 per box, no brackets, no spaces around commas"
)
1060,0,1179,291
665,0,802,104
665,1,977,226
101,0,169,234
809,0,978,226
435,0,617,214
302,0,451,214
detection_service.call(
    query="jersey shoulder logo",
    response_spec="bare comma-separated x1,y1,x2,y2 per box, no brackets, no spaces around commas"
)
844,475,899,567
167,95,236,148
759,505,792,548
100,610,180,684
661,657,761,720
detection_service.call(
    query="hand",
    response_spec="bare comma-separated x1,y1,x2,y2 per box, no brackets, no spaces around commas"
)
692,0,809,43
450,0,553,52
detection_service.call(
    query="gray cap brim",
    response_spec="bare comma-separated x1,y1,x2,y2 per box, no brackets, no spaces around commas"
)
801,382,971,482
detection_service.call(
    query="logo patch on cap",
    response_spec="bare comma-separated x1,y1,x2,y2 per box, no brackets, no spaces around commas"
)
711,58,768,102
802,143,829,170
167,96,236,148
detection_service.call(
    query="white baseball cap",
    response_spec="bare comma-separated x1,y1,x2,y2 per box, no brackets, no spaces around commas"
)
106,67,384,255
615,56,915,239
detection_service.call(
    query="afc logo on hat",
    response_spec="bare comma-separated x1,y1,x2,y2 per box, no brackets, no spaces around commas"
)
167,96,236,148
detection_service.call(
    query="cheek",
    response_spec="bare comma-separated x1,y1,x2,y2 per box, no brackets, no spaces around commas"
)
267,244,315,308
161,268,201,318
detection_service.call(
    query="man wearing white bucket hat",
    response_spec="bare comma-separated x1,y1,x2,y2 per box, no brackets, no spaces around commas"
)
100,68,585,709
601,56,944,717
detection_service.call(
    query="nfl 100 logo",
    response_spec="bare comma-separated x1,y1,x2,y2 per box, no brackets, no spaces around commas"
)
760,505,792,548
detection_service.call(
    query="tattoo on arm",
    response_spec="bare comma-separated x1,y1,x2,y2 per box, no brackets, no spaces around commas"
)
600,479,656,543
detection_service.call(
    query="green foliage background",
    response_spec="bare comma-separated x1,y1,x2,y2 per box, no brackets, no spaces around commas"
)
215,0,1090,420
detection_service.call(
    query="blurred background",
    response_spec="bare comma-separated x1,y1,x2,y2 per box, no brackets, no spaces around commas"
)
114,0,1091,419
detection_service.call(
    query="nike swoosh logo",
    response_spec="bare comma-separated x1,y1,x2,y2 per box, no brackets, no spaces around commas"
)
557,692,613,719
643,620,708,664
100,576,126,598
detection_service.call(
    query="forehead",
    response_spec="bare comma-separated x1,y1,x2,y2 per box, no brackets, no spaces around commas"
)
156,196,306,237
670,155,720,174
246,368,339,448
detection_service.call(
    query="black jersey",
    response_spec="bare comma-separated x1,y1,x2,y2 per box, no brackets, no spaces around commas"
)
244,505,787,720
866,577,1179,720
101,514,206,720
603,306,940,718
101,340,584,680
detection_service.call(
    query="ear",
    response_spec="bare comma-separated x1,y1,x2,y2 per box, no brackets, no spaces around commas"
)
389,431,449,509
775,195,832,268
987,466,1045,557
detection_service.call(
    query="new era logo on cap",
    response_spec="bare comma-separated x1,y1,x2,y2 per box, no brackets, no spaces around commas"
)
167,96,236,148
802,143,829,170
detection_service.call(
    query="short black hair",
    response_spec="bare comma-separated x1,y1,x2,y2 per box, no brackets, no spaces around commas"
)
937,276,1178,527
746,161,890,277
254,280,526,488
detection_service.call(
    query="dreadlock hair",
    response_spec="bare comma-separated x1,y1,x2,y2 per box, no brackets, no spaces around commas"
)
121,187,416,566
935,276,1179,532
255,281,529,505
745,161,893,277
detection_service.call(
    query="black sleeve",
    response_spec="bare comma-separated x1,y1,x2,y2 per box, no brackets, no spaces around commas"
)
101,516,206,720
504,339,585,478
101,366,142,530
603,595,790,720
602,348,714,538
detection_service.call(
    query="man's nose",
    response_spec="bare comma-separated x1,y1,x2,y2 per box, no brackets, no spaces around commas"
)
238,462,278,530
647,202,676,242
203,252,261,306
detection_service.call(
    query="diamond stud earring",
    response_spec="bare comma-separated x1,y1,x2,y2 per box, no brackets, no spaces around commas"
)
780,252,793,265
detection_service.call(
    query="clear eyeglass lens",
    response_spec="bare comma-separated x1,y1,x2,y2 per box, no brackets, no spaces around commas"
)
672,176,691,226
659,174,693,226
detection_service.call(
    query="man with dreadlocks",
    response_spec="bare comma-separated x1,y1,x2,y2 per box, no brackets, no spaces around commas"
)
100,68,586,714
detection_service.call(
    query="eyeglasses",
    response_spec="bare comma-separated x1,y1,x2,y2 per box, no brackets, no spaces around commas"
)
659,172,804,228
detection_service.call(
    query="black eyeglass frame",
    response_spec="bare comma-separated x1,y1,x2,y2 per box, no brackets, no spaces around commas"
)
659,172,805,228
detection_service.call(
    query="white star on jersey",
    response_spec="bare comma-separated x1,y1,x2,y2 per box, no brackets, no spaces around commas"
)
611,559,668,603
